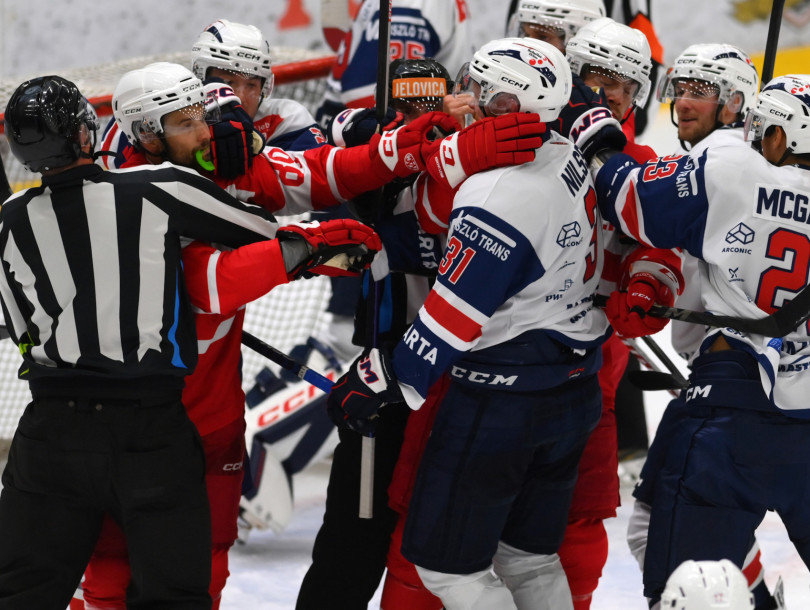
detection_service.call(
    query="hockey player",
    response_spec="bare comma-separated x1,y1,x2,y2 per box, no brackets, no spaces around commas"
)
98,19,326,171
315,0,472,126
77,61,383,610
327,37,610,610
0,74,279,610
191,19,326,151
295,57,452,610
593,74,810,608
619,42,780,610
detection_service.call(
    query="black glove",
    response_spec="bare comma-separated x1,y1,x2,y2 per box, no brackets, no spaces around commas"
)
327,106,402,148
568,106,627,163
204,79,264,179
326,348,403,435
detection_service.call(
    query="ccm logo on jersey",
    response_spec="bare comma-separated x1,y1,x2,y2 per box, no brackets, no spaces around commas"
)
685,385,712,401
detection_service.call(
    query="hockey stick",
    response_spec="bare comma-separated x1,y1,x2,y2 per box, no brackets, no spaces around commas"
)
241,331,333,394
592,289,810,337
0,152,12,202
621,336,686,397
357,0,393,521
761,0,786,87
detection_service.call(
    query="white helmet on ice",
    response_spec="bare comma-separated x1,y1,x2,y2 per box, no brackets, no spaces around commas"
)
112,62,205,145
656,43,759,117
191,19,274,99
660,559,754,610
455,37,572,123
745,74,810,155
516,0,607,46
566,17,652,108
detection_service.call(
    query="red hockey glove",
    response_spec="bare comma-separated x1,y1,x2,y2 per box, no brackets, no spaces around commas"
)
204,80,265,179
326,348,403,435
424,113,547,190
328,106,403,148
368,110,461,179
569,106,627,164
605,273,675,338
276,219,382,281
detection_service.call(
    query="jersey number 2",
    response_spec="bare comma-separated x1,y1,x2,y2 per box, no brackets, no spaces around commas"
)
756,227,810,315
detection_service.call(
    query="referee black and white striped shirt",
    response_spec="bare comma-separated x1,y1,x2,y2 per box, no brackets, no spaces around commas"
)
0,162,277,396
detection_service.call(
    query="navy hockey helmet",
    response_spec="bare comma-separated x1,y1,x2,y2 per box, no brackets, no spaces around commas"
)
4,75,99,172
388,58,452,119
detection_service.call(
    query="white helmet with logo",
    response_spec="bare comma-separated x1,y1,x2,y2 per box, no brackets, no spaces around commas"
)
516,0,607,45
745,74,810,155
112,62,205,145
656,43,759,116
566,17,652,108
191,19,274,99
456,37,572,123
660,559,754,610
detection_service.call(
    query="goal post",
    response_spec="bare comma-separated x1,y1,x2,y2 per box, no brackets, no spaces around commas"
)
0,47,338,450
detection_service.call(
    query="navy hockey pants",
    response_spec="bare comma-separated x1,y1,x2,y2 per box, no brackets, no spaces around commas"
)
641,350,810,602
0,395,212,610
401,374,602,574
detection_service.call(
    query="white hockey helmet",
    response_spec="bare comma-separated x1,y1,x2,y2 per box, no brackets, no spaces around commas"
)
745,74,810,155
112,62,206,145
660,559,754,610
656,43,759,116
516,0,607,46
455,37,572,123
566,17,652,108
191,19,274,99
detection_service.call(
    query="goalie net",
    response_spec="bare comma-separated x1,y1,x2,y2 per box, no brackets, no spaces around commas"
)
0,47,337,449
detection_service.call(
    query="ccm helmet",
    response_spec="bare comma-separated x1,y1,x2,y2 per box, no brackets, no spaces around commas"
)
191,19,274,99
455,37,572,123
389,58,452,118
516,0,606,46
567,17,652,108
112,62,205,146
4,75,99,172
657,43,759,117
745,74,810,155
660,559,754,610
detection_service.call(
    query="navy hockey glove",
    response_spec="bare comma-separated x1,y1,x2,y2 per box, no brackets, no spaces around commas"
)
204,79,264,179
327,107,402,148
326,348,403,435
276,219,382,280
569,107,627,164
425,113,546,189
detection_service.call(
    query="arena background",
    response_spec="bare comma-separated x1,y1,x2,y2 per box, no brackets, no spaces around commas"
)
0,0,808,81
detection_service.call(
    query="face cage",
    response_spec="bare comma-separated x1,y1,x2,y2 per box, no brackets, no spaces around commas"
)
454,63,521,119
151,103,212,139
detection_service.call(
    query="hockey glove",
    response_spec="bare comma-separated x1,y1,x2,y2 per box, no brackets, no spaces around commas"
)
327,107,403,148
424,113,546,190
276,219,382,280
326,348,403,435
204,79,265,179
606,273,676,338
368,111,462,179
569,106,627,164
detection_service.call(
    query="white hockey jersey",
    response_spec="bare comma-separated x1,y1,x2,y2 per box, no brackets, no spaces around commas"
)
598,135,810,415
393,132,610,407
323,0,472,108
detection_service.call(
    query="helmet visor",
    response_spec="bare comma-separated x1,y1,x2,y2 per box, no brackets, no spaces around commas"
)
453,63,520,119
162,103,211,138
658,76,721,104
743,109,766,143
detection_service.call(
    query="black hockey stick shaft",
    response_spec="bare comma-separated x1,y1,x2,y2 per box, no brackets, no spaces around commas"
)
241,331,333,394
0,153,12,202
761,0,786,87
627,370,687,392
640,335,688,388
621,337,684,397
593,288,810,337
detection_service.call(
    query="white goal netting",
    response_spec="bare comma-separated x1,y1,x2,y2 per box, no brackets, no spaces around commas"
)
0,47,337,446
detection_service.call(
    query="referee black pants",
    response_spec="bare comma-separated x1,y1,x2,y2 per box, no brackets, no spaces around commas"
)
0,395,212,610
